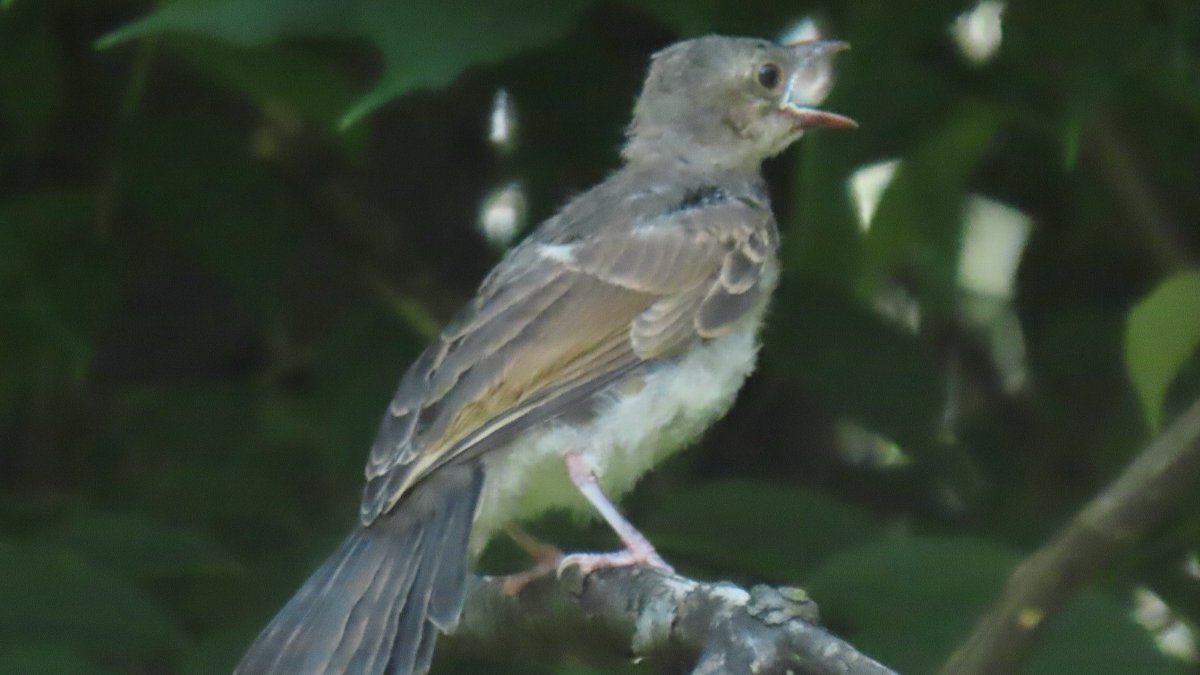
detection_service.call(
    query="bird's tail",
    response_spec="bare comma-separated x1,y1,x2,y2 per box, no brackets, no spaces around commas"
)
235,465,485,675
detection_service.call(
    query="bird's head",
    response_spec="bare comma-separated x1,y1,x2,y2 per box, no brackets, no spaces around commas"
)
623,36,855,169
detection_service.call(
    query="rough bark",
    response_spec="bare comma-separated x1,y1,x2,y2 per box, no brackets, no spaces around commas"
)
446,565,898,675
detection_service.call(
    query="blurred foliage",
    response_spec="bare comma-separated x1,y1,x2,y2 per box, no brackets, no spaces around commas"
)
1126,271,1200,430
805,537,1175,674
2,0,1199,673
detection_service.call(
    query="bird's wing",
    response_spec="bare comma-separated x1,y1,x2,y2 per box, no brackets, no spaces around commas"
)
359,194,777,524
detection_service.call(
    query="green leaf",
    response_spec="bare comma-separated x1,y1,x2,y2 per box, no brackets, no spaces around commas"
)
1125,271,1200,430
97,0,354,48
168,38,361,131
805,537,1174,674
341,0,589,127
0,540,182,657
100,0,590,127
643,479,882,581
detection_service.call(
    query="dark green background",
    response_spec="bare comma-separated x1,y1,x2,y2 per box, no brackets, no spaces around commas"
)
2,0,1199,673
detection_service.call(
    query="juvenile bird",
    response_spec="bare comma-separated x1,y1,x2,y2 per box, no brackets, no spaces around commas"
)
236,34,854,675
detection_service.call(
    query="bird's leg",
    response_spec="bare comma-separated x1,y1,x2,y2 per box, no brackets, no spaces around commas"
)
557,450,674,576
497,525,563,594
506,524,563,565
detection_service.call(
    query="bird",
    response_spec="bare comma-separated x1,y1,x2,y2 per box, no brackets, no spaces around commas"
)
235,34,855,675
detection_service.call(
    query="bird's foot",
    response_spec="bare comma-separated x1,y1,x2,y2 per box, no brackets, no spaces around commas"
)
556,540,674,577
499,525,565,594
499,557,562,594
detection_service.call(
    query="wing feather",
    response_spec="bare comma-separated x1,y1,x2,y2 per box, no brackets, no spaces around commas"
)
360,191,778,524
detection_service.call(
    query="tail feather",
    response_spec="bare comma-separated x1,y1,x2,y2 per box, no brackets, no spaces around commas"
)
427,483,476,630
413,621,440,675
388,541,440,675
300,535,381,671
236,465,484,675
391,466,479,674
337,528,422,673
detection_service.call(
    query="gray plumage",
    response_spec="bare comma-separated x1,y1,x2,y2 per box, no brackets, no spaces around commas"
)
235,465,482,675
235,35,851,675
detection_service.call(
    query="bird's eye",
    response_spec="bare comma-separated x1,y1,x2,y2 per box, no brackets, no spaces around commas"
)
755,62,783,90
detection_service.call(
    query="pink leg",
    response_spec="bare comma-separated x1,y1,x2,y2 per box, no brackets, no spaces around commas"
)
558,451,674,576
497,525,563,594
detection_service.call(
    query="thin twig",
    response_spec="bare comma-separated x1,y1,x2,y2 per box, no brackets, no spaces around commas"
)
1087,112,1193,271
940,396,1200,674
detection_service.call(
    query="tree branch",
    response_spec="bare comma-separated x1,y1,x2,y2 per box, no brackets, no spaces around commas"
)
446,565,897,675
1086,112,1194,271
940,396,1200,674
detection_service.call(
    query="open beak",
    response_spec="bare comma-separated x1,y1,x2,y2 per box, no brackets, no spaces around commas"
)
778,40,857,130
781,105,858,130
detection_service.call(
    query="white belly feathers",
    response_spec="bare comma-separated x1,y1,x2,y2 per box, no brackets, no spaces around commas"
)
470,302,767,552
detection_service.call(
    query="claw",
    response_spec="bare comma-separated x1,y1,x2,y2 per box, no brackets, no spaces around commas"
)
556,546,674,578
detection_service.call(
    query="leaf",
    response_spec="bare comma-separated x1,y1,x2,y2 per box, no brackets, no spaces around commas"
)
1125,271,1200,430
100,0,590,127
97,0,354,47
342,0,589,127
805,537,1174,675
0,540,182,657
169,38,362,131
643,479,882,581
